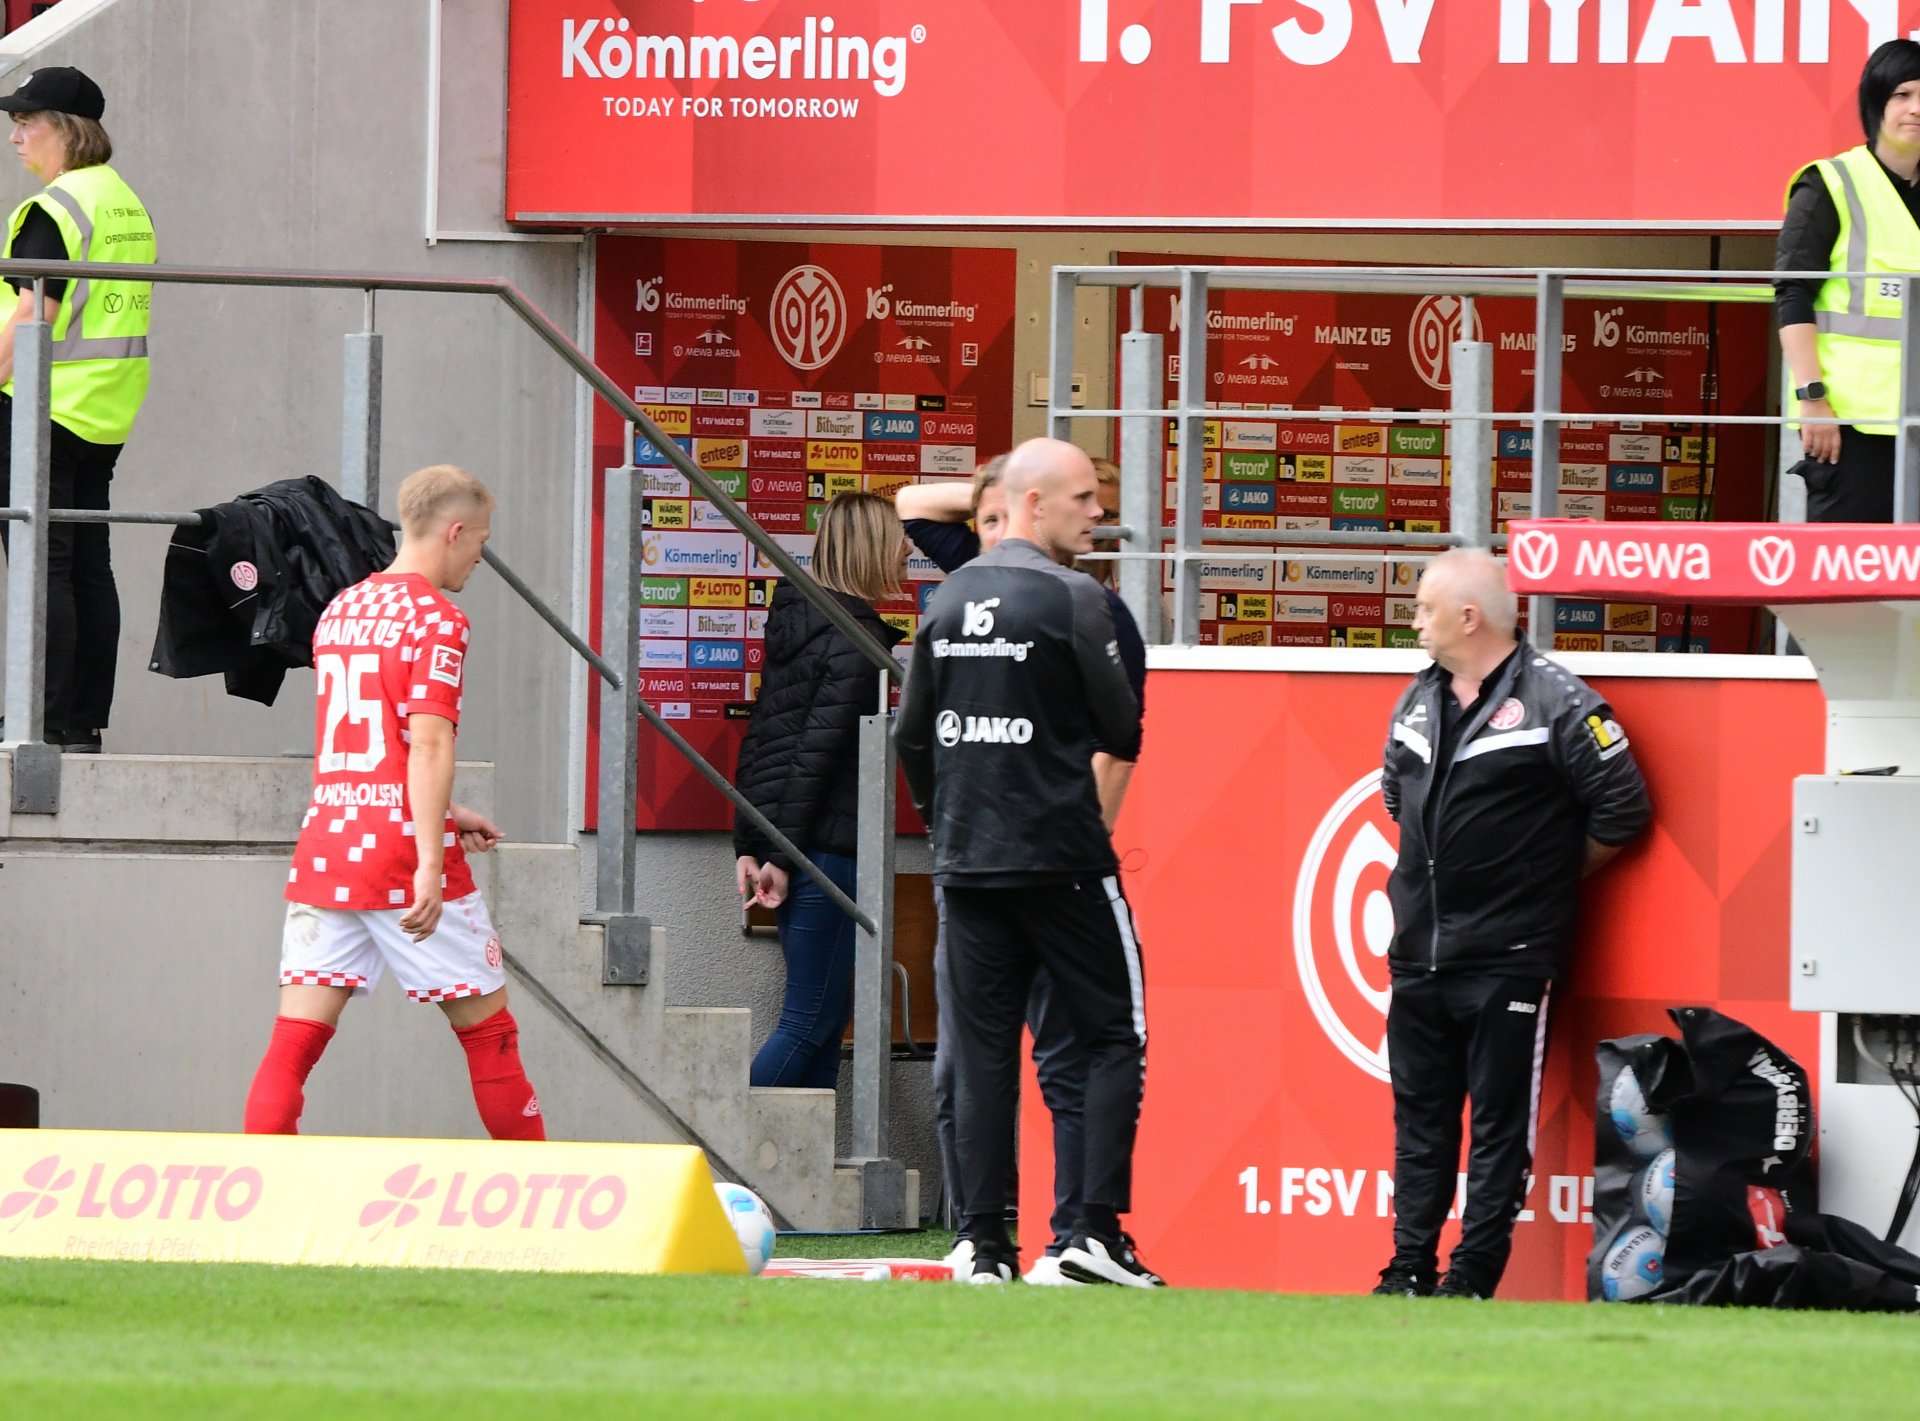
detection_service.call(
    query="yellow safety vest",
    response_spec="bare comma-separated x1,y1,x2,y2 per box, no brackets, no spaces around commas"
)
1787,146,1920,436
3,163,154,445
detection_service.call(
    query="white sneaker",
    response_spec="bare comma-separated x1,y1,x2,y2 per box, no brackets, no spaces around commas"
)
1022,1253,1086,1287
941,1237,975,1282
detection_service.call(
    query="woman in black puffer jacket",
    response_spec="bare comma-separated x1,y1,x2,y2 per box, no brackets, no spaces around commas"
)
733,492,907,1088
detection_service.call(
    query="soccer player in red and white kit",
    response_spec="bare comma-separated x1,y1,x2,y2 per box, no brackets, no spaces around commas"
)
243,464,545,1141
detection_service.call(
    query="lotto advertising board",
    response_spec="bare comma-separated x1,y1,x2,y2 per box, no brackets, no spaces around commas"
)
1019,661,1824,1297
508,0,1901,228
1116,253,1772,655
589,236,1015,830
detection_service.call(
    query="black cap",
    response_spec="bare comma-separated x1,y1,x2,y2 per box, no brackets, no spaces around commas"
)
0,67,104,121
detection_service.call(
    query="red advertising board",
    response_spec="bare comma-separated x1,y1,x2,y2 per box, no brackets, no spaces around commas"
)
1118,252,1771,653
589,236,1015,830
1021,661,1824,1297
1509,519,1920,602
508,0,1889,228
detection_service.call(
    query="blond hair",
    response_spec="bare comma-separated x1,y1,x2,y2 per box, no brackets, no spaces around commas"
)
396,463,495,536
1091,456,1120,486
37,111,111,170
812,491,903,603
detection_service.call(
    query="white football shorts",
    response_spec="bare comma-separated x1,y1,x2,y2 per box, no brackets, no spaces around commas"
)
278,891,506,1004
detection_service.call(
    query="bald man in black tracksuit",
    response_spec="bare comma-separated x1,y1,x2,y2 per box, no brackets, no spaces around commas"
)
896,438,1159,1288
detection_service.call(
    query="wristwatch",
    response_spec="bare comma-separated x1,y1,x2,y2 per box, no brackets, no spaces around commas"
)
1796,380,1829,401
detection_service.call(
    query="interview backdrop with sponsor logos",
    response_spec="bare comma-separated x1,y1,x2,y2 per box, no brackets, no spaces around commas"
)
507,0,1899,228
589,235,1015,830
1020,658,1824,1298
1114,253,1773,655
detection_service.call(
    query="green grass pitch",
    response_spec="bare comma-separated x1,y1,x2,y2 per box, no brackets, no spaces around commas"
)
0,1242,1912,1419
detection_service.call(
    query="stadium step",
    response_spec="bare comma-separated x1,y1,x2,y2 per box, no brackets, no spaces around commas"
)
480,842,915,1230
0,753,909,1231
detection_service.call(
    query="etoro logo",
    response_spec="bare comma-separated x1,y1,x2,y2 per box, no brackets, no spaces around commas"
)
1292,771,1397,1082
1408,295,1483,392
360,1163,438,1233
1509,529,1560,582
2,1155,75,1226
1748,535,1796,588
770,265,848,371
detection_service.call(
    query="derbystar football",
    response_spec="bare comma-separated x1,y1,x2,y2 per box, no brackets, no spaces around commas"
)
1637,1147,1677,1235
1601,1225,1666,1302
1608,1065,1675,1159
713,1182,776,1275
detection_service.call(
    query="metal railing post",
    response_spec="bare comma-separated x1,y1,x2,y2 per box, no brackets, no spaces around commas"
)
1525,275,1565,648
4,313,51,746
1049,268,1077,442
1119,289,1164,645
1448,335,1494,553
592,452,651,985
341,291,383,511
846,706,907,1227
1897,277,1920,525
1172,269,1208,645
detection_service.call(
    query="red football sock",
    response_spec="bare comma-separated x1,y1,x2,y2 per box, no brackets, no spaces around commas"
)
454,1007,546,1141
243,1015,336,1134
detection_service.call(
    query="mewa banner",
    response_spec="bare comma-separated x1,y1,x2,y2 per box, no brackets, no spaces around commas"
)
509,0,1896,228
1020,661,1823,1297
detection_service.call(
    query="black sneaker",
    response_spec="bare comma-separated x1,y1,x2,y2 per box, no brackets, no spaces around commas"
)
1370,1264,1433,1297
1434,1270,1489,1299
965,1249,1018,1286
1059,1230,1167,1289
47,727,101,754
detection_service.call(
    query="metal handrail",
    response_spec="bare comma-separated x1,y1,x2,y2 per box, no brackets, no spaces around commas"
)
0,256,899,681
1051,260,1864,651
0,251,910,1222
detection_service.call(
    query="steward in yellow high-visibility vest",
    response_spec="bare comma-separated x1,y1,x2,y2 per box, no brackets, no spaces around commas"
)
0,66,156,749
1778,40,1920,525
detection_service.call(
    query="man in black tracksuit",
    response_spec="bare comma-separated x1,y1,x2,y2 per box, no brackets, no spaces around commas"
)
1374,550,1651,1300
896,438,1158,1288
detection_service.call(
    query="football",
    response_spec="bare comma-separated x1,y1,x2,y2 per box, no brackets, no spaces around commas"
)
1601,1225,1666,1302
713,1182,777,1275
1608,1065,1676,1159
1637,1147,1677,1235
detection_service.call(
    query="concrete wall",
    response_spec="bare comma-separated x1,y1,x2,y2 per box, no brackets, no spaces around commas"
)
0,0,586,847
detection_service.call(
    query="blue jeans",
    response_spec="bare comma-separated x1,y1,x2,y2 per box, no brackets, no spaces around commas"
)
750,851,859,1089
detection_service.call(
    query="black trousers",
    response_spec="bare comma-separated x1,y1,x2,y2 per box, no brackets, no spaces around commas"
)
0,397,124,731
941,877,1145,1253
1803,427,1893,523
1386,971,1553,1294
932,886,1089,1250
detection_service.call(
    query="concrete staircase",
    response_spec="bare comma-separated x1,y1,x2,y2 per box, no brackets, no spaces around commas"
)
0,751,913,1230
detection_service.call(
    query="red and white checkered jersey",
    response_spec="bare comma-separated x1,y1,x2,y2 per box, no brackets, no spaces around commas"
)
286,572,476,910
